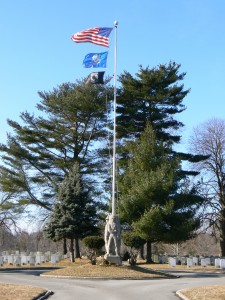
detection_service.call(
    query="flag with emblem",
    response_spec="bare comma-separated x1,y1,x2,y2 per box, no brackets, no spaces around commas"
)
83,52,108,68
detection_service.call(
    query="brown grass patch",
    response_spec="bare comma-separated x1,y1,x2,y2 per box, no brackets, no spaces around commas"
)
142,262,225,273
179,285,225,300
0,284,46,300
43,262,172,279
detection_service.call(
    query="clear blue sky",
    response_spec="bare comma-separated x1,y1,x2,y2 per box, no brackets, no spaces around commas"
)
1,0,225,150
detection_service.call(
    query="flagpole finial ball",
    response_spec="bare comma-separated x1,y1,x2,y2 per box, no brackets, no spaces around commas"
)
114,20,118,27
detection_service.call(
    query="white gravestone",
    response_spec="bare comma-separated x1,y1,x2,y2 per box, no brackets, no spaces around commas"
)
41,255,46,263
29,256,35,266
14,256,21,266
51,255,57,265
220,258,225,269
8,255,14,265
55,254,61,262
0,256,3,266
201,258,207,267
215,258,220,268
193,257,199,265
36,255,41,265
187,258,193,268
168,257,176,267
21,255,27,265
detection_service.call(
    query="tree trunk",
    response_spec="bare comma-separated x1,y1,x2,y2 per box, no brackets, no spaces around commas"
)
70,238,75,262
75,238,81,258
146,240,153,263
63,238,67,255
220,210,225,256
140,244,145,260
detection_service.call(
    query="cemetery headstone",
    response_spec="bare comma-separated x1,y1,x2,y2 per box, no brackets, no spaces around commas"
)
215,258,221,268
168,257,176,267
187,258,193,268
14,256,21,267
181,257,187,265
201,258,207,267
36,255,41,265
21,255,27,265
193,257,199,265
41,255,46,263
220,258,225,269
8,255,14,265
51,255,57,265
29,256,35,266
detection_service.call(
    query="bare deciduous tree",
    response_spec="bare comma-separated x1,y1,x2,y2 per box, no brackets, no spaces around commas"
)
189,118,225,255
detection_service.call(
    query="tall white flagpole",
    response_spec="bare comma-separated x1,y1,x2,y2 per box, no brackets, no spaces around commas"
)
104,21,121,265
112,20,118,217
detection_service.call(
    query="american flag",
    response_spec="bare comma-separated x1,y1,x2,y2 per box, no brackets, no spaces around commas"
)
71,27,113,47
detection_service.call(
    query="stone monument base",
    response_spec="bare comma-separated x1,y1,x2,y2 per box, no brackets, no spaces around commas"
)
104,254,122,265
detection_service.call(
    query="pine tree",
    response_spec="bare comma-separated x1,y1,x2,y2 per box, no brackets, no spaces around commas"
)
117,62,188,143
44,162,99,262
119,125,204,262
0,80,112,215
116,62,206,167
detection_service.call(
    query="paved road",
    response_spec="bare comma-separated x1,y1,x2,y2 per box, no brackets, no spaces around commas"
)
0,269,225,300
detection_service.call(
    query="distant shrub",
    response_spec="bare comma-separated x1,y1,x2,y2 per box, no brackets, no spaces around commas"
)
121,232,145,249
82,236,105,252
82,236,105,264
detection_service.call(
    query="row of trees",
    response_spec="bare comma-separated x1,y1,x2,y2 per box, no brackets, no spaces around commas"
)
0,61,225,260
0,224,219,258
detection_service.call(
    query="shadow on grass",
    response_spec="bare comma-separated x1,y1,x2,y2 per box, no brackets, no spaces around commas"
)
0,267,60,276
129,265,178,278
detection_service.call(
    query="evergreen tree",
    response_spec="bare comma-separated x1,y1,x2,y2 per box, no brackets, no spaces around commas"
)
44,162,99,262
119,126,204,262
116,62,206,167
0,80,112,215
117,62,188,143
121,231,145,263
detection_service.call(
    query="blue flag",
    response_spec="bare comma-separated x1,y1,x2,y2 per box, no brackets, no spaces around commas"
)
83,51,108,68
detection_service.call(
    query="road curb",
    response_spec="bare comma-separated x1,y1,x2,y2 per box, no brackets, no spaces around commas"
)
176,290,190,300
33,290,54,300
40,274,175,280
